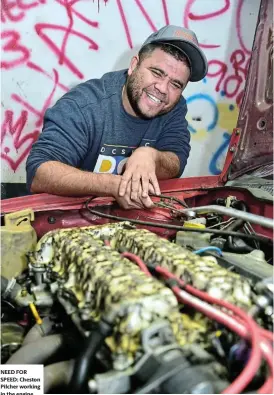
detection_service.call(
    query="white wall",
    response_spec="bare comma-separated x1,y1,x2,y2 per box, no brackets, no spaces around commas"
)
1,0,260,183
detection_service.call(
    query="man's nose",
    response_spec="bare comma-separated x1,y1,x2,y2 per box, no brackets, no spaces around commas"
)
154,78,169,95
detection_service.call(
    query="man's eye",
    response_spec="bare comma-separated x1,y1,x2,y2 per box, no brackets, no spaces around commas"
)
171,82,182,89
151,70,161,77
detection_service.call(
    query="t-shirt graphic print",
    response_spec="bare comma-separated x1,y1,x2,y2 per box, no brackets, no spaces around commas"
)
93,143,136,175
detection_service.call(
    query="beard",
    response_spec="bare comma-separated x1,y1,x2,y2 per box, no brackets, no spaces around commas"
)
125,69,151,119
125,68,180,119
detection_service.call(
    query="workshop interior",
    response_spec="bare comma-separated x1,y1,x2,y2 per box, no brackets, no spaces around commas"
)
1,0,273,394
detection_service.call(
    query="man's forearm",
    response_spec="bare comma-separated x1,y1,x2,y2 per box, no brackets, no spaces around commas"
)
30,161,120,197
154,150,180,179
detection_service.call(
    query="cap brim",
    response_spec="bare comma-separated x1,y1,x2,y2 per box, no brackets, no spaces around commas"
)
150,39,208,82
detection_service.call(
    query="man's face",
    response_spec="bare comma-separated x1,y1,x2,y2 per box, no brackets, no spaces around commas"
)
124,48,190,119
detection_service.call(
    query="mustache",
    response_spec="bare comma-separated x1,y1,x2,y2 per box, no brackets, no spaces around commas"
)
144,88,167,103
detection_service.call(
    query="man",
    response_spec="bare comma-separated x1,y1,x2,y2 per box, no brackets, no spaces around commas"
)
26,25,207,210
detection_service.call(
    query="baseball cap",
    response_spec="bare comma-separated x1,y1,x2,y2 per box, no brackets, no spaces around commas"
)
140,25,208,82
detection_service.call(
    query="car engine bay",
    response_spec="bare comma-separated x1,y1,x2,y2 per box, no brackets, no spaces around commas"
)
1,190,273,394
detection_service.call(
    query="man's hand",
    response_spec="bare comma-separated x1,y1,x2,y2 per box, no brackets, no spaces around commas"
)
115,180,154,210
119,147,161,200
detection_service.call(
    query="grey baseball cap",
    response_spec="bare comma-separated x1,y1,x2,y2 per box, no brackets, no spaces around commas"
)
140,25,208,82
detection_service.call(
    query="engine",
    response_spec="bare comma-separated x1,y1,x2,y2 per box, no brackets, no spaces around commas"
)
1,203,273,394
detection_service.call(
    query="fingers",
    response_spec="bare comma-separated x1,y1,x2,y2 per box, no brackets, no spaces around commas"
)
131,174,141,201
117,181,143,210
117,169,159,210
141,175,150,198
149,173,161,196
138,183,154,209
148,183,156,194
141,195,154,209
119,170,132,197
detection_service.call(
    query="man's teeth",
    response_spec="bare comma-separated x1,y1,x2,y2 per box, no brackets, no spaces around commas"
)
147,93,161,103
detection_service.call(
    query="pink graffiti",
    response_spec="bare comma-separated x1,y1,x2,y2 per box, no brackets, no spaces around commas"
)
236,0,252,55
1,30,30,69
34,0,99,79
26,61,69,92
116,0,133,48
162,0,169,25
1,68,61,170
183,0,230,48
1,0,46,23
11,68,60,127
207,49,250,106
1,110,40,171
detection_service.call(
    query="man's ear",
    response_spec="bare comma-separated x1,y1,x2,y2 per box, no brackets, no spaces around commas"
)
128,55,139,76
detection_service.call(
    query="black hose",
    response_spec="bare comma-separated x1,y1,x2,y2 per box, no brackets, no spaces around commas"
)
70,318,113,394
226,201,254,253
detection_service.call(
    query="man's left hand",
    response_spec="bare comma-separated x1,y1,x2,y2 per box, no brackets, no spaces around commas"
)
119,147,161,200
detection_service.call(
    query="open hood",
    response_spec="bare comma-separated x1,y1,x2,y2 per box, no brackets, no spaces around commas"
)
228,0,273,180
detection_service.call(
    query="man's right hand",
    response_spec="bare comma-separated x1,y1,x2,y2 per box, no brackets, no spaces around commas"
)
114,179,154,210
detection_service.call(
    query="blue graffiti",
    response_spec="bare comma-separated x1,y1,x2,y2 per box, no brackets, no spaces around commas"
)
209,132,231,175
186,93,219,133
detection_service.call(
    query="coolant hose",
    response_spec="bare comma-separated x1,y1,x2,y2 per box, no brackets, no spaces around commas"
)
70,319,113,394
22,317,54,346
6,334,63,365
44,360,74,394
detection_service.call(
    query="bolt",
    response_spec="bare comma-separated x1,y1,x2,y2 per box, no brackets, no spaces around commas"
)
21,289,28,297
229,146,235,152
256,295,268,308
88,380,97,394
48,216,56,224
265,306,273,316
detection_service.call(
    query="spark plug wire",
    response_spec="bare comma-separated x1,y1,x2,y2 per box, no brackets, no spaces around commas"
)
111,242,273,394
122,251,152,277
156,266,273,394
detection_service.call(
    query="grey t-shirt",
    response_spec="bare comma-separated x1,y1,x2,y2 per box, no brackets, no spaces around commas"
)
26,69,190,191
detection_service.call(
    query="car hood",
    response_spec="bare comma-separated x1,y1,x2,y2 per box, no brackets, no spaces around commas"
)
228,0,273,180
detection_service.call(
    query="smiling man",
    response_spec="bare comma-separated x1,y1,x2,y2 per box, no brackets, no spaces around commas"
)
26,25,208,209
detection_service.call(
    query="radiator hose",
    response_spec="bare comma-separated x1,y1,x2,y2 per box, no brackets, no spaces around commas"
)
70,318,113,394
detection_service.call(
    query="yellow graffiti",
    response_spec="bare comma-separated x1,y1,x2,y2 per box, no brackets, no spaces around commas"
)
217,103,239,131
187,102,239,141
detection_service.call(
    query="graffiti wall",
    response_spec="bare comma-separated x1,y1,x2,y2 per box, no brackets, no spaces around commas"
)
1,0,260,190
